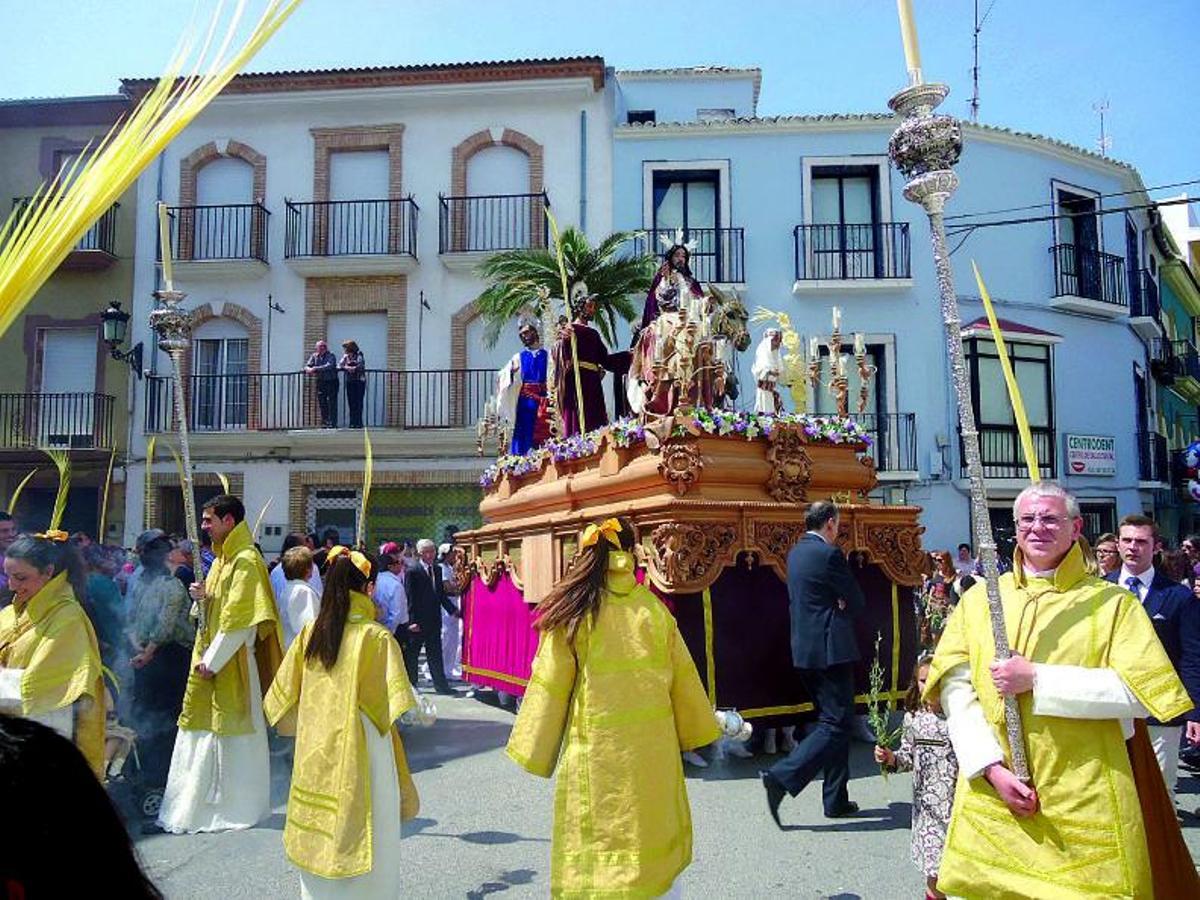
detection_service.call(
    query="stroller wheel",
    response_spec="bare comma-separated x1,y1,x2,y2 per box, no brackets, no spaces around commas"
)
141,788,163,819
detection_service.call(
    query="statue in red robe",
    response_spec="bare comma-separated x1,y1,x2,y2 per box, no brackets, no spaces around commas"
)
553,286,612,438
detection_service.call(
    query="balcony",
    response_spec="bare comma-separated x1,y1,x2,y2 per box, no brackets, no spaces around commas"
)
0,393,115,453
848,412,917,478
12,197,118,270
1048,244,1126,317
1128,268,1163,340
284,198,418,276
1136,430,1169,487
792,222,912,291
438,192,548,269
632,227,745,285
163,203,270,279
1152,339,1200,403
145,368,493,457
962,424,1056,480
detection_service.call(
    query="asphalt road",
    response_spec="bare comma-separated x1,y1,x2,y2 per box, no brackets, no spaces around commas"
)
135,688,1200,899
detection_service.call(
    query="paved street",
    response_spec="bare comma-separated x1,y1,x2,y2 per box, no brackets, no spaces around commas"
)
137,688,1200,899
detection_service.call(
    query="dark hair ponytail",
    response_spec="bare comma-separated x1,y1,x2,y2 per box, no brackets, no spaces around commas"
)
6,534,87,601
305,553,374,670
535,517,635,643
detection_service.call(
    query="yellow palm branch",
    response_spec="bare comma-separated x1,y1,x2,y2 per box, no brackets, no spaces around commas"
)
215,471,231,495
7,467,39,516
97,449,117,542
42,449,72,534
253,496,274,541
144,436,157,530
356,428,373,548
0,0,303,338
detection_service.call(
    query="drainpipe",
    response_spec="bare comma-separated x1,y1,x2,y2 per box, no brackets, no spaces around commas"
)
579,110,587,234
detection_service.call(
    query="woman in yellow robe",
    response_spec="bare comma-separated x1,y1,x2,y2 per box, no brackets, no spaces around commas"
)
0,533,105,778
265,546,419,900
508,517,721,898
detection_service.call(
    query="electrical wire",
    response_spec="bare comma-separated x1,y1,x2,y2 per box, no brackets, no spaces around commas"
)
945,195,1200,237
944,177,1200,223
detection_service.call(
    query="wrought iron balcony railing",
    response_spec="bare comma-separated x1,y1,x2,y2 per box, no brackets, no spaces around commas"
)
145,368,494,433
284,198,418,258
794,222,911,281
962,423,1056,479
163,203,270,263
438,192,549,253
11,197,119,259
632,227,746,284
1129,268,1161,322
0,393,115,450
1136,430,1169,483
1049,244,1126,307
848,412,917,473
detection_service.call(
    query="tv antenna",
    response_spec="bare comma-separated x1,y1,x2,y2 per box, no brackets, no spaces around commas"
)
970,0,999,123
1093,99,1112,157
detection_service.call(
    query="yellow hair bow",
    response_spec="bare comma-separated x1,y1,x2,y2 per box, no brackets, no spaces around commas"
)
35,529,69,542
580,518,622,550
327,545,371,578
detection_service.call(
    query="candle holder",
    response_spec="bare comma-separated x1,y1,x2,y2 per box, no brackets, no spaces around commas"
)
807,314,875,418
855,348,878,415
888,76,1030,782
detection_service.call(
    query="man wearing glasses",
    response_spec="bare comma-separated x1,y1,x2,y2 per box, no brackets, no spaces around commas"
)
1106,514,1200,803
924,482,1194,898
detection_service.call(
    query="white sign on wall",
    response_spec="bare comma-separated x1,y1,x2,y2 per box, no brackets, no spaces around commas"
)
1065,434,1116,476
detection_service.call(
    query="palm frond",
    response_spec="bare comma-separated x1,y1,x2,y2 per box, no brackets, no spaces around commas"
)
144,437,157,530
0,0,302,338
97,449,116,542
357,428,373,548
253,496,274,541
215,471,231,495
7,467,39,516
42,450,71,533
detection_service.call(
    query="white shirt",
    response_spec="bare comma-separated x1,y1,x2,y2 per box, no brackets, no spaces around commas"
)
269,560,322,605
1117,564,1154,602
279,580,321,649
374,569,408,632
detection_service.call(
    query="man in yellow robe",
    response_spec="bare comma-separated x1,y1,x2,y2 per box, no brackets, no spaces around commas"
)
508,546,721,897
158,493,284,833
0,536,105,778
927,482,1193,899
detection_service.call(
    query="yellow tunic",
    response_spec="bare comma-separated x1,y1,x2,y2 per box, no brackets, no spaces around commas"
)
507,553,721,899
926,544,1193,899
0,571,106,778
264,591,419,879
178,520,284,735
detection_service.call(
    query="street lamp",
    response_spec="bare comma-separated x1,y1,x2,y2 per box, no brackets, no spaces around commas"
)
100,300,144,379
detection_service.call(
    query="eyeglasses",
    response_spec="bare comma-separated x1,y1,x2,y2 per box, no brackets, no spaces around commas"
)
1016,514,1068,531
1095,548,1119,556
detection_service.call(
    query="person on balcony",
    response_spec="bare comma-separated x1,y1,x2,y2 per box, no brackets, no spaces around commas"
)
339,339,367,430
553,284,613,438
305,340,339,429
497,317,550,455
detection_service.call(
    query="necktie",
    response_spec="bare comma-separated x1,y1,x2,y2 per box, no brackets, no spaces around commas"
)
1124,575,1142,598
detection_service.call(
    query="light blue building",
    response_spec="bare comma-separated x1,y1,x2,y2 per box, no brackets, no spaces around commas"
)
611,65,1168,553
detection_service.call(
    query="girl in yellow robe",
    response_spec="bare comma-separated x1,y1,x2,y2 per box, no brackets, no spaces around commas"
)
265,546,419,900
508,517,721,898
0,533,105,778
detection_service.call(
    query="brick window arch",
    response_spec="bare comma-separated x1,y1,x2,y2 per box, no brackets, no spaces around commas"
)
177,140,268,260
448,128,545,251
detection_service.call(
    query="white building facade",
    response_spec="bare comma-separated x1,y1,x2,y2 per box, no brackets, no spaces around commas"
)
122,58,613,549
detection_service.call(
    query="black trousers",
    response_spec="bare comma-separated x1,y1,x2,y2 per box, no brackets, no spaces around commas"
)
768,662,855,814
406,623,451,692
346,379,366,428
132,641,191,787
316,379,339,427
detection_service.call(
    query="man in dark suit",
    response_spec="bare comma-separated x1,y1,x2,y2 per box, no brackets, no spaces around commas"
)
404,538,461,695
1107,514,1200,801
761,500,866,826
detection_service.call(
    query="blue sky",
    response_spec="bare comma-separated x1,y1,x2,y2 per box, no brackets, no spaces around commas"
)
2,0,1196,191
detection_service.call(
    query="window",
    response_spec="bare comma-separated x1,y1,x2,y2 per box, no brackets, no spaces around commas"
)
964,337,1055,478
192,336,249,431
1052,182,1103,300
810,165,881,279
652,169,722,278
39,327,98,447
626,110,655,125
1079,501,1117,541
697,108,735,122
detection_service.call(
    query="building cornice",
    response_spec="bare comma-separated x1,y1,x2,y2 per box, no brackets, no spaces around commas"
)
616,66,762,110
121,56,606,99
0,95,128,127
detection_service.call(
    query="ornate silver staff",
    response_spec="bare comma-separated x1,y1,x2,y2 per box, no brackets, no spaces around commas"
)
886,22,1030,780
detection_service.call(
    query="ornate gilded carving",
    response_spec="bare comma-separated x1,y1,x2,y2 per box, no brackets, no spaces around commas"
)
751,520,806,573
464,553,523,591
648,522,738,590
861,522,927,587
657,439,704,497
765,427,812,503
858,454,878,498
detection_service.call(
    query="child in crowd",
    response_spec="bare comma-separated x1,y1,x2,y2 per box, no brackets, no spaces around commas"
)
874,654,957,900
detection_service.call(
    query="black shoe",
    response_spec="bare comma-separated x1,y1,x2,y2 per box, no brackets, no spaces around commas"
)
435,687,458,696
825,800,860,818
760,770,786,829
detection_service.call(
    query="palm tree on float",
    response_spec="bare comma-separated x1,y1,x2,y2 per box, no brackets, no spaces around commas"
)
474,226,655,347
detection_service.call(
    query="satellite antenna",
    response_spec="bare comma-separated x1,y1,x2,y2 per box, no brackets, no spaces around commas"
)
970,0,999,123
